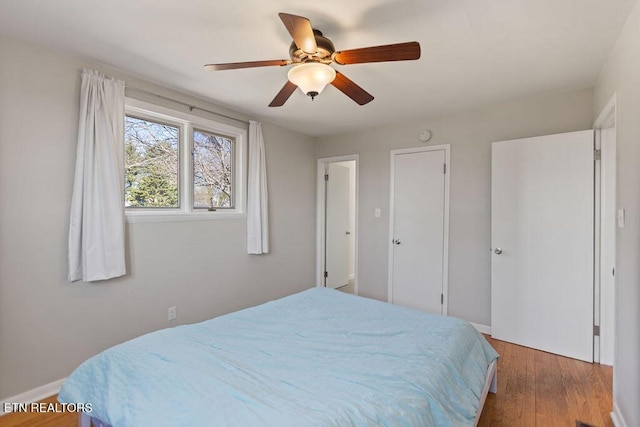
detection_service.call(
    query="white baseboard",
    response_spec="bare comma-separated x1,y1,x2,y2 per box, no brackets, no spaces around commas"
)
471,323,492,335
611,403,628,427
0,378,66,416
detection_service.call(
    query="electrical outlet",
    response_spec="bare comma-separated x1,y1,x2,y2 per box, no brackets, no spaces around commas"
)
168,306,177,321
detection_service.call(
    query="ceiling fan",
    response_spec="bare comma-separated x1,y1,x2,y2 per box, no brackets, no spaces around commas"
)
204,13,421,107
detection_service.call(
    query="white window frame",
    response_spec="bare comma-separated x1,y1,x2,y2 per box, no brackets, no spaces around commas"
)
124,97,246,223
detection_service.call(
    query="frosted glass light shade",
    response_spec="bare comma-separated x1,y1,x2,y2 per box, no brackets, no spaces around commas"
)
287,63,336,99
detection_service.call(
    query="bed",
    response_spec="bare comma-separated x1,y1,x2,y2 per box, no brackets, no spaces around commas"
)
58,288,499,426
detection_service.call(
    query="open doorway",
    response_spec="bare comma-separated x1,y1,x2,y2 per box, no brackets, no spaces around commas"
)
316,156,358,294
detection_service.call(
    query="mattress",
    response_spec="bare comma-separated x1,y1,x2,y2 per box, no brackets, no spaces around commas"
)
59,287,498,426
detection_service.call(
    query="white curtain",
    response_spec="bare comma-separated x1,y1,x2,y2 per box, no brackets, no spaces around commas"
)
247,121,269,254
68,69,126,282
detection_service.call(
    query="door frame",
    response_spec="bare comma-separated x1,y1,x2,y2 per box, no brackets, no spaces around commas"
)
387,144,451,314
594,93,617,365
316,155,359,294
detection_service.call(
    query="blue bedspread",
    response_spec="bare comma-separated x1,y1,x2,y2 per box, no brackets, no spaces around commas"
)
59,288,498,426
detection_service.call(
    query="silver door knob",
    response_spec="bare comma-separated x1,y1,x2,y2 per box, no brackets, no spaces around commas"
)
393,239,402,245
494,248,503,254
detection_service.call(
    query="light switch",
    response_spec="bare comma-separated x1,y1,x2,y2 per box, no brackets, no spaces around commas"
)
617,208,625,228
374,208,381,218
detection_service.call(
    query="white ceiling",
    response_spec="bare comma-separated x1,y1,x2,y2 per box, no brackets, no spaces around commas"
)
0,0,636,137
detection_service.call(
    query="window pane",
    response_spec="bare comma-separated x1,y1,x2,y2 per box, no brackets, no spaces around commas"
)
193,130,233,209
124,116,179,208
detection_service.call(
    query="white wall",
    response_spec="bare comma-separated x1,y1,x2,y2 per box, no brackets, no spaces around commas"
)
0,35,317,400
316,89,594,326
594,1,640,425
333,161,356,279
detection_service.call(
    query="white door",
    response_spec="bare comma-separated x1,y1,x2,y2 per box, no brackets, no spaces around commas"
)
491,130,594,362
389,147,448,314
325,163,350,288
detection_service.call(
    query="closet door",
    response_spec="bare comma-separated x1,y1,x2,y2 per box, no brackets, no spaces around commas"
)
491,130,594,362
388,146,449,315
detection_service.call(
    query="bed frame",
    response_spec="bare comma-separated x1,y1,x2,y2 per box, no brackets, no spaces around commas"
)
78,359,498,427
474,358,498,426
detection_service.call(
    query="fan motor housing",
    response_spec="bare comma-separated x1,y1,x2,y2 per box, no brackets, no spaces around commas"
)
289,29,335,64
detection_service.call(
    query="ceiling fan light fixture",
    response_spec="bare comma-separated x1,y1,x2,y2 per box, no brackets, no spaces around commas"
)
287,63,336,100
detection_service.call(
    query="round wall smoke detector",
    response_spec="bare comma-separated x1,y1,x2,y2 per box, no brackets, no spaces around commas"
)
418,130,432,142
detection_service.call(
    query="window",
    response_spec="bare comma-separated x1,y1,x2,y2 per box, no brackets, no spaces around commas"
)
125,116,180,208
192,129,234,210
124,98,246,221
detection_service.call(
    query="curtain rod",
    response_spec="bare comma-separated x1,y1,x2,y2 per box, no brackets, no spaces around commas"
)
125,85,250,126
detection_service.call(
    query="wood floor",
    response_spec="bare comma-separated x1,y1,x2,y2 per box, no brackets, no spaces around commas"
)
0,337,613,427
479,336,613,427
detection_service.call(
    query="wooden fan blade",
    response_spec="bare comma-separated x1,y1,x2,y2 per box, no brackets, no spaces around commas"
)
333,42,421,65
204,60,290,71
269,81,298,107
331,71,374,105
279,13,318,54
